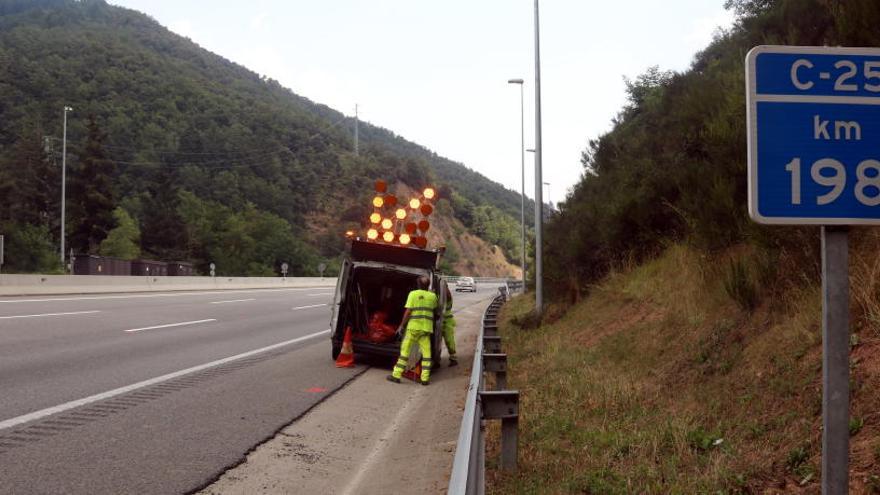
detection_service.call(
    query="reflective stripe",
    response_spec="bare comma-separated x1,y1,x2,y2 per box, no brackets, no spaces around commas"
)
410,315,433,320
410,306,435,311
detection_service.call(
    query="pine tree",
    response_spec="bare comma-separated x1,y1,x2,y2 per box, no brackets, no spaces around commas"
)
69,115,116,254
0,123,59,229
141,162,189,260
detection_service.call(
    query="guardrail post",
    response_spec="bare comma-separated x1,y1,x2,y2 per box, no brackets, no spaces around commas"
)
483,335,502,354
483,323,498,337
480,390,519,471
483,353,507,390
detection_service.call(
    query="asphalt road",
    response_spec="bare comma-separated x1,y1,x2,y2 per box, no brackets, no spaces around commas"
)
0,284,494,494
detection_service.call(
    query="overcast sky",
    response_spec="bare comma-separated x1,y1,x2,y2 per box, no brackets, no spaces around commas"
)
110,0,734,206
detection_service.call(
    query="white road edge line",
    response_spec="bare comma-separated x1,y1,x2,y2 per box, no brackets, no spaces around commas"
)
124,319,217,333
339,385,427,495
0,287,327,304
0,310,101,320
306,293,332,297
292,304,328,311
209,299,256,305
0,328,331,432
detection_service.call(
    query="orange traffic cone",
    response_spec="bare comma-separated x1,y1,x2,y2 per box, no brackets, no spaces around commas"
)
335,327,355,368
402,362,422,382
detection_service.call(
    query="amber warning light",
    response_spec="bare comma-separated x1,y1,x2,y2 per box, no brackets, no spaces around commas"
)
347,180,438,249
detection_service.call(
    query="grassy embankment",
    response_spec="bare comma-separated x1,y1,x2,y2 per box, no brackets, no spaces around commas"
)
488,243,880,494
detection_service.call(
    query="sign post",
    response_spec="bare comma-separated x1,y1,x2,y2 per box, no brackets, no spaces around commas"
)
746,45,880,493
281,262,289,280
209,262,216,278
0,234,4,274
318,262,326,279
822,226,850,493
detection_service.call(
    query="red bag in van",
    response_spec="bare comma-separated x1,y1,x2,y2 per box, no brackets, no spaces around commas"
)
367,311,396,343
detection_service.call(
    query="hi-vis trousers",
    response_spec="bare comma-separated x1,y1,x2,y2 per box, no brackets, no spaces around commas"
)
391,328,432,382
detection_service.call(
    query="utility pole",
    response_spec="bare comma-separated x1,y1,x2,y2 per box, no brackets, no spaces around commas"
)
60,106,72,268
533,0,544,318
354,104,359,156
507,78,527,290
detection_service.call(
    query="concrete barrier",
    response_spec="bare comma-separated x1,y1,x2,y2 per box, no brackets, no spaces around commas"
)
0,275,337,297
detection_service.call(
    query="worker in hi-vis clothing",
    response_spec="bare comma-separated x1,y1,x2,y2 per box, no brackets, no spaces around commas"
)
387,276,437,385
443,286,457,366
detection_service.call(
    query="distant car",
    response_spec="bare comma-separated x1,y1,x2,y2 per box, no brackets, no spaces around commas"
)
455,277,476,292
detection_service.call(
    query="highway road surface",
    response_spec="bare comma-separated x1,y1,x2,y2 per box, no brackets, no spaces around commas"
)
0,284,493,494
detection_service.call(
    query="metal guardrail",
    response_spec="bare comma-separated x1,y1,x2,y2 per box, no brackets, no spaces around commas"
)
448,293,520,494
505,280,524,292
443,276,520,284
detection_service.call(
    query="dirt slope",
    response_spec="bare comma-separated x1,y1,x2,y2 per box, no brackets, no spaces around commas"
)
306,182,521,278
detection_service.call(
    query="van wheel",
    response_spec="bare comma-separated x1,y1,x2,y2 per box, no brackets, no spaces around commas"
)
331,342,341,360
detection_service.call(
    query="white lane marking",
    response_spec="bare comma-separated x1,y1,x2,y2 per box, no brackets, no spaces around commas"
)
339,384,427,495
0,310,101,320
306,293,332,297
0,328,331,432
0,287,330,304
124,319,217,333
292,304,327,311
209,298,256,305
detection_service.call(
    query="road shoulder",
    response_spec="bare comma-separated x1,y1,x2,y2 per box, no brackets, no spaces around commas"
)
199,295,493,495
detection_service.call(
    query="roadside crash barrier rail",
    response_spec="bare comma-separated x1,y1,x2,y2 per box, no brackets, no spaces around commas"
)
505,280,524,294
443,276,521,285
448,294,519,494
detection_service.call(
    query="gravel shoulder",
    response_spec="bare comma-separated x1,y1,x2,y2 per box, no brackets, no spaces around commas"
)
199,294,492,495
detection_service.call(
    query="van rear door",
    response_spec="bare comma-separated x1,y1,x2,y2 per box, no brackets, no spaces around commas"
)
330,259,351,339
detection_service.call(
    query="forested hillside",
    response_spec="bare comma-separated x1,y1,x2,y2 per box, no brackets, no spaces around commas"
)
0,0,530,276
546,0,880,299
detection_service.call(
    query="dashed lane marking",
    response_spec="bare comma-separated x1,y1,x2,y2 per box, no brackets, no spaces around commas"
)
124,319,217,333
292,304,328,311
0,310,101,320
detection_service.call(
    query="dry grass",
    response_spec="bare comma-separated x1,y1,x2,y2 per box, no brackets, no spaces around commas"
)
487,242,880,494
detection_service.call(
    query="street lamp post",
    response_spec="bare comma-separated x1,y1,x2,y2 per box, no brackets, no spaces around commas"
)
533,0,544,318
507,78,526,290
60,106,72,269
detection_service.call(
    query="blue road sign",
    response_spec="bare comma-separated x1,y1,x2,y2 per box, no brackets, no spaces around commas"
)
747,46,880,224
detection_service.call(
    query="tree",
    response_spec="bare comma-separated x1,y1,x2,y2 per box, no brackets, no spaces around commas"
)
99,207,141,259
0,222,60,273
69,115,116,254
0,123,58,229
724,0,775,17
141,163,188,260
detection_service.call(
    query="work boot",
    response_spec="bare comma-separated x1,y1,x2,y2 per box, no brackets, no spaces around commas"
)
420,380,430,386
386,375,401,384
448,358,458,367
